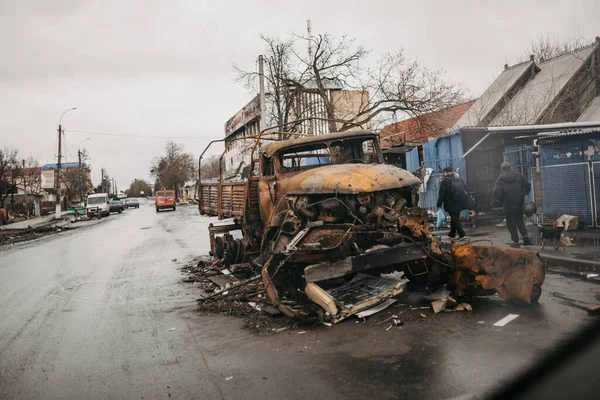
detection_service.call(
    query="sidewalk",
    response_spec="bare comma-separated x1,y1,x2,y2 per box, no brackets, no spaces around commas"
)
435,224,600,272
0,212,69,231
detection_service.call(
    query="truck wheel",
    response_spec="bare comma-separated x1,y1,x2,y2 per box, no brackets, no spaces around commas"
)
118,209,123,214
173,205,176,211
156,207,159,212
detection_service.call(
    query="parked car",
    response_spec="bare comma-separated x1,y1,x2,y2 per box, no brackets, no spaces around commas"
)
109,197,125,213
86,193,110,217
125,198,140,209
155,190,176,212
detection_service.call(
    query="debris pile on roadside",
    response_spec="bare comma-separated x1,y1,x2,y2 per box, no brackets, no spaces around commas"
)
182,257,297,332
183,252,481,332
0,223,77,246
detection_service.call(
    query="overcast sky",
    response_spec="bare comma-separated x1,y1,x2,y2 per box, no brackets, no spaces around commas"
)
1,0,598,190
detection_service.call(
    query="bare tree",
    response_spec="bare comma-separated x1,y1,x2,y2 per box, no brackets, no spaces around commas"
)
524,34,590,63
354,51,466,131
0,147,19,208
125,179,152,197
235,35,312,133
236,31,466,134
23,157,41,195
151,142,196,195
200,155,220,180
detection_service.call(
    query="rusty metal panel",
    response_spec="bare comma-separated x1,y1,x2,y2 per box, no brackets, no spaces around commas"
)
221,184,233,217
219,183,246,218
247,178,261,221
200,184,219,216
232,184,245,217
451,243,545,305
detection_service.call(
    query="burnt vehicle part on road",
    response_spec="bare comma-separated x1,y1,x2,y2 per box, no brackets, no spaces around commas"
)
197,119,545,322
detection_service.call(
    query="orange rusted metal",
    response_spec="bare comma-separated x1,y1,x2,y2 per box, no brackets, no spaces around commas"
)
451,243,546,305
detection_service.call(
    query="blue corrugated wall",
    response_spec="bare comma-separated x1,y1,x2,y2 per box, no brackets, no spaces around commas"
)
406,147,420,172
420,135,466,212
537,136,600,226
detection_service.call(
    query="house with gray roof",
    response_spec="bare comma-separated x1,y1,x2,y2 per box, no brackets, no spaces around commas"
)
456,37,600,128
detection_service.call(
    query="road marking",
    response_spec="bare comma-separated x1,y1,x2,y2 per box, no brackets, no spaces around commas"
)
493,313,519,327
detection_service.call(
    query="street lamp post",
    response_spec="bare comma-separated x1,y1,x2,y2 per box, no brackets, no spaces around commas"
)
78,138,90,204
56,107,76,219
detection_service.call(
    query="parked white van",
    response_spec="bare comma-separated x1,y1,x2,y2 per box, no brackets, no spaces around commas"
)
86,193,110,217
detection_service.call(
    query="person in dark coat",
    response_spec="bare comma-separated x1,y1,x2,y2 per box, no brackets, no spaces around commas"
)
494,162,531,246
437,166,467,240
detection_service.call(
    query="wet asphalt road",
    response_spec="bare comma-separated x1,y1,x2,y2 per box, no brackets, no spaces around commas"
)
1,201,598,399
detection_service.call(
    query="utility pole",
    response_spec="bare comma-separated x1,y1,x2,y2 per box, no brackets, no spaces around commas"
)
56,108,76,218
78,150,83,203
22,159,27,217
307,20,312,59
56,123,62,218
258,54,267,132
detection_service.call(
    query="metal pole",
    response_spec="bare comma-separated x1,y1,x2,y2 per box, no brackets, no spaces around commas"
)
56,107,76,218
78,150,82,203
56,123,62,218
258,54,267,132
22,159,27,217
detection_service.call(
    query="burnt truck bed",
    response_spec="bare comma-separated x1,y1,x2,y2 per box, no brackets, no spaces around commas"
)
199,181,246,219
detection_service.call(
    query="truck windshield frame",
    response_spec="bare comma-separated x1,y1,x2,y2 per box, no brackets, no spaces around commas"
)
272,137,382,175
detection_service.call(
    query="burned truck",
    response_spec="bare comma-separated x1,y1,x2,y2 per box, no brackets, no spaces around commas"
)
198,129,544,322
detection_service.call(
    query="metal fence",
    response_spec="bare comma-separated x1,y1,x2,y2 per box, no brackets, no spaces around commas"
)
594,162,600,226
504,144,534,200
538,162,594,227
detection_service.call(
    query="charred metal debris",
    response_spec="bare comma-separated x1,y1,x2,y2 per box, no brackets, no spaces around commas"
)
192,129,546,324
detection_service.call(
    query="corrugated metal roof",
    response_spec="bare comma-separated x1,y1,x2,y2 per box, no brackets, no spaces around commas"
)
42,162,86,170
490,44,598,126
455,62,534,128
577,96,600,122
535,127,600,140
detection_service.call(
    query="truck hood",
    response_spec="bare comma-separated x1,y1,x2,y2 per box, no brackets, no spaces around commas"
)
281,164,421,195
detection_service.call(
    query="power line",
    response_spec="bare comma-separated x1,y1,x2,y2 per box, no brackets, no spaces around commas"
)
63,132,76,163
65,129,223,140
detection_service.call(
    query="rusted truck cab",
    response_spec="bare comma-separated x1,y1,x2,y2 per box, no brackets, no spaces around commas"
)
257,131,420,226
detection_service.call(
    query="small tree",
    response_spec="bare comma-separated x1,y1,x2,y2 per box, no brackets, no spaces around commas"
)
125,179,152,197
0,147,19,208
200,155,220,180
151,142,196,195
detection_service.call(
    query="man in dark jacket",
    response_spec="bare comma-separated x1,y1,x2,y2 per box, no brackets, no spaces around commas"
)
437,166,467,240
494,162,531,246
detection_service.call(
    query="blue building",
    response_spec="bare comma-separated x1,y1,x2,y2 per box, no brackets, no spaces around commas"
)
411,122,600,227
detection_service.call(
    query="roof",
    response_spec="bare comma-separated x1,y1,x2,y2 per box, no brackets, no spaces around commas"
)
455,62,535,128
22,167,42,175
261,130,377,158
578,96,600,122
42,162,87,170
490,43,598,126
380,100,476,146
520,127,600,142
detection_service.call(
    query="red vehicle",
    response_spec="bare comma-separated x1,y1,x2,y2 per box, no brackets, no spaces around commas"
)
155,190,176,212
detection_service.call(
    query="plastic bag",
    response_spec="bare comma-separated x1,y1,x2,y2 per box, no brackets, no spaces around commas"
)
436,208,446,229
523,196,537,217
